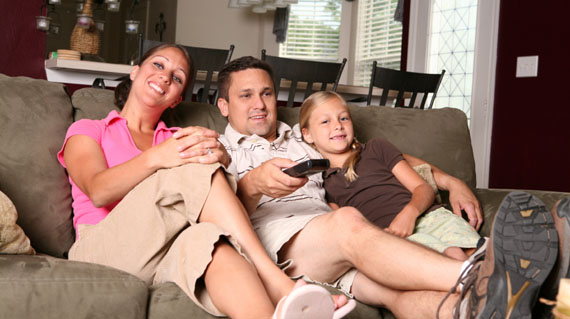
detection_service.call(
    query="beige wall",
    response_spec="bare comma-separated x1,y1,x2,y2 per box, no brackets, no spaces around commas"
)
147,0,177,43
175,1,278,59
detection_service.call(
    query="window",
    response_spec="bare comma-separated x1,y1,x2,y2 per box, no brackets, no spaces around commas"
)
279,0,403,86
353,0,402,86
279,0,343,62
427,0,478,117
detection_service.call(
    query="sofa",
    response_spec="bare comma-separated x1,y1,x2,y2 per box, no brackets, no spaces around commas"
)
0,73,568,319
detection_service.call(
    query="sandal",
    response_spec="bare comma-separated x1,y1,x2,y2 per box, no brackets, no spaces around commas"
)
273,283,356,319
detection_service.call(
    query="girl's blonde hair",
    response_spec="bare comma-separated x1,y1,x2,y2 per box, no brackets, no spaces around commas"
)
299,91,361,182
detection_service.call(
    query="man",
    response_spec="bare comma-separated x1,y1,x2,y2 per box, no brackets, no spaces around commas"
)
215,56,562,318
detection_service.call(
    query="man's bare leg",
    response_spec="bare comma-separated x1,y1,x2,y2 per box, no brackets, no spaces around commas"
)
350,271,458,319
279,207,464,292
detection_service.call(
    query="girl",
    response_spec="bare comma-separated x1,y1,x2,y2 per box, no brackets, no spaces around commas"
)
299,91,481,260
57,44,352,319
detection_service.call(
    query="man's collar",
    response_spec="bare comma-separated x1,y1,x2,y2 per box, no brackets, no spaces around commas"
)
224,121,293,146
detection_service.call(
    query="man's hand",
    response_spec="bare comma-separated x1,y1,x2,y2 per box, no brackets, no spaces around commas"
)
402,153,483,231
447,178,483,230
247,158,309,198
237,158,309,214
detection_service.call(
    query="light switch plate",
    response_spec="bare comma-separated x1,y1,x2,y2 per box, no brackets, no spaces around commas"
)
516,56,539,78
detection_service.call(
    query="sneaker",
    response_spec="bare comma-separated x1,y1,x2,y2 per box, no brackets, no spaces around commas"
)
468,237,489,263
537,197,570,315
445,191,559,319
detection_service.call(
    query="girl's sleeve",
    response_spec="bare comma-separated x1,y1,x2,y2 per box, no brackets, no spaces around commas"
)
57,119,104,168
369,138,404,171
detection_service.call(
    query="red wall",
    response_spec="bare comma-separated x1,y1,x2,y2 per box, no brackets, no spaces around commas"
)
0,1,47,79
489,1,570,192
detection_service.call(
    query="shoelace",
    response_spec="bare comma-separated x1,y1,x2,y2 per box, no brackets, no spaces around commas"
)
436,252,486,319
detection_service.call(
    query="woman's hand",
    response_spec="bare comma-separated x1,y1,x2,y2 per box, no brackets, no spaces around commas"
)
172,126,230,166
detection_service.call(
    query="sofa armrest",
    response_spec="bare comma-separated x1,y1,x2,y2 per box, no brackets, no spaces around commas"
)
472,188,570,237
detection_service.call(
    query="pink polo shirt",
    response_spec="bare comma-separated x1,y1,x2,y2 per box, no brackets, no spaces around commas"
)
57,110,178,235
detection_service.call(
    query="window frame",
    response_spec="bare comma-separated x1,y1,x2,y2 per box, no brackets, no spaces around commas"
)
276,0,407,86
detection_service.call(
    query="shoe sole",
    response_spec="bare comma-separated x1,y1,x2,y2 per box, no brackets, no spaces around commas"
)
478,192,558,319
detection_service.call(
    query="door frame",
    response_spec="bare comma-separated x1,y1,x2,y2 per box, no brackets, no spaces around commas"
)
406,0,500,188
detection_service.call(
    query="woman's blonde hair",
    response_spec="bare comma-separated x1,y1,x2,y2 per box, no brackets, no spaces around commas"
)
299,91,361,182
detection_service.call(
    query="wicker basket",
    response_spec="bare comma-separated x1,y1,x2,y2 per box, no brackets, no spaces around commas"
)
70,0,100,55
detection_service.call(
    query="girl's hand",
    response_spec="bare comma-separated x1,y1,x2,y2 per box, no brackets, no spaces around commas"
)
385,208,418,238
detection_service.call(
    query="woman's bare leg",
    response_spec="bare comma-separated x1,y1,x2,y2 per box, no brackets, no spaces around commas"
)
198,169,294,303
205,241,274,319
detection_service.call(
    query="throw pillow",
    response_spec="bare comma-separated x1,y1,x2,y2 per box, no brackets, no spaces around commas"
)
71,87,118,121
0,190,35,254
413,163,442,204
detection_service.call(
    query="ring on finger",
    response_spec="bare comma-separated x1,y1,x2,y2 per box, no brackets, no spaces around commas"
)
206,147,212,154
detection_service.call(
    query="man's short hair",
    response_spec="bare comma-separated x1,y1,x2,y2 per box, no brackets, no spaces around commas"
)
217,56,274,101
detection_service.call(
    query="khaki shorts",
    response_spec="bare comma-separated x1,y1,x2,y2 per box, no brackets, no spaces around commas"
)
69,163,244,317
407,207,481,253
254,211,358,296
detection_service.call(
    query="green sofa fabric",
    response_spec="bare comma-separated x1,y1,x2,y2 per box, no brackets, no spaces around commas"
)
0,255,148,319
0,74,75,257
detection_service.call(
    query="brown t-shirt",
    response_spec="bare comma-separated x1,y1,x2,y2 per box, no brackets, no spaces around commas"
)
323,138,412,229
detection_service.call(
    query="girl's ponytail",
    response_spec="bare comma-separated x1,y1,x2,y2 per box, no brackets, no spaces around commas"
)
343,139,361,182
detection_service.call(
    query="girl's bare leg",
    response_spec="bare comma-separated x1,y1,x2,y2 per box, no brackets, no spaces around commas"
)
443,247,468,261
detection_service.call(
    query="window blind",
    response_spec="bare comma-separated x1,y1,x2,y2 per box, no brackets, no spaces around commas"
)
354,0,402,86
279,0,342,62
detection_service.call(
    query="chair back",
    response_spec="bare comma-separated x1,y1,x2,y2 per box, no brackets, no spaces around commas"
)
367,61,445,109
139,37,234,105
261,49,347,107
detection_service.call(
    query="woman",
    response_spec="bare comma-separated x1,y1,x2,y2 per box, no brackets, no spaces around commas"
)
57,44,352,319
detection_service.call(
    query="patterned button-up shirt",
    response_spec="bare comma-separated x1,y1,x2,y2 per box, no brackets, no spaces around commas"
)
219,121,332,228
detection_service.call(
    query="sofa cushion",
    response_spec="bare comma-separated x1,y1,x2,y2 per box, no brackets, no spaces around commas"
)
0,190,35,255
148,282,212,319
0,74,75,257
413,164,442,204
161,101,229,134
0,255,148,319
147,282,393,319
71,87,118,121
70,89,231,135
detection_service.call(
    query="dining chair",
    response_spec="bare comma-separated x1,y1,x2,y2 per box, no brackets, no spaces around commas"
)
139,36,234,105
366,61,445,109
261,49,347,107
